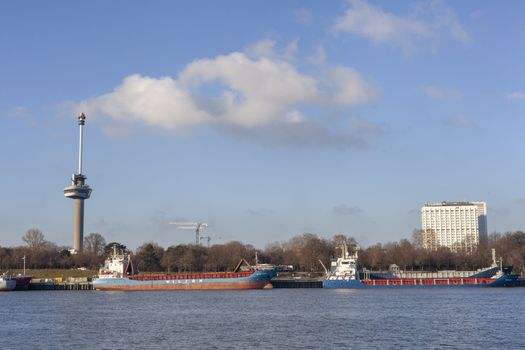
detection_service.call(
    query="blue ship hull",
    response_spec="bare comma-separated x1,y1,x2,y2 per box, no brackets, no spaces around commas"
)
93,270,275,291
323,279,366,289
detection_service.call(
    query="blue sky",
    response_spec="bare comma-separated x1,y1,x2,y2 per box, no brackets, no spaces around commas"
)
1,1,524,249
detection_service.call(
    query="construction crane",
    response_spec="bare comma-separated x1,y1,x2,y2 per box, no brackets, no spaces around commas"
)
169,221,208,245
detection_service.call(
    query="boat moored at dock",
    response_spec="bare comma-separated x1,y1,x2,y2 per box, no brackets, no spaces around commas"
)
323,244,519,289
92,247,276,291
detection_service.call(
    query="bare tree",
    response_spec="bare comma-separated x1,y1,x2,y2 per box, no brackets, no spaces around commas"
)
84,233,107,256
411,229,424,249
161,245,186,272
22,228,46,251
135,242,164,272
104,242,128,256
331,234,358,248
264,242,286,265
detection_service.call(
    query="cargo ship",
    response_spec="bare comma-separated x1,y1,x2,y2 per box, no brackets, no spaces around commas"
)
92,247,276,291
323,244,518,289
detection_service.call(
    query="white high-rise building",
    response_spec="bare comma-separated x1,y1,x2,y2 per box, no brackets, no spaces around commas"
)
421,201,487,252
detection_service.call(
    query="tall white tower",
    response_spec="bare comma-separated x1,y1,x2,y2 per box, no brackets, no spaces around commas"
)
64,113,92,253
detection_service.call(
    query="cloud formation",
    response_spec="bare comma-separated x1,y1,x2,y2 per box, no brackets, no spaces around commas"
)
333,0,469,52
414,0,470,43
78,42,380,149
306,45,327,66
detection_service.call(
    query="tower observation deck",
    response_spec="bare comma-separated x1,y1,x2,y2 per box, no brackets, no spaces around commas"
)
64,113,92,253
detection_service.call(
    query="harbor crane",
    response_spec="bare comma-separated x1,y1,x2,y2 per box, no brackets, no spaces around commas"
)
169,222,208,245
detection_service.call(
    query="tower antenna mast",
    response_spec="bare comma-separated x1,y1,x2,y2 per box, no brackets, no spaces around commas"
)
64,113,92,253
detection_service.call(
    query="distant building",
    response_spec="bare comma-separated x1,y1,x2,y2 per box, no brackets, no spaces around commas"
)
421,201,487,252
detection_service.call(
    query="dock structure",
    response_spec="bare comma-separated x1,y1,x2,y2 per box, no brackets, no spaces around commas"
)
28,277,94,291
29,281,93,291
270,278,323,288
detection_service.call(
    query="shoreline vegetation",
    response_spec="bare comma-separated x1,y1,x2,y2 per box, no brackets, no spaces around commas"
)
1,229,525,276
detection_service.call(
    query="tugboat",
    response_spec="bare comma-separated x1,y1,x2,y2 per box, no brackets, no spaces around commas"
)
323,244,519,288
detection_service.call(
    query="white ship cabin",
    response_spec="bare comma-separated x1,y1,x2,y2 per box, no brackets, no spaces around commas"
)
327,243,358,281
98,246,138,278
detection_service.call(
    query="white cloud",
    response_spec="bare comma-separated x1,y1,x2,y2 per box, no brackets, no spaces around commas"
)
414,0,470,44
333,0,430,51
78,44,380,149
322,66,378,105
178,52,321,128
283,39,300,62
79,74,211,129
306,45,327,66
506,91,525,101
444,114,478,129
423,85,463,100
333,0,469,52
285,109,305,123
246,39,277,59
245,38,299,62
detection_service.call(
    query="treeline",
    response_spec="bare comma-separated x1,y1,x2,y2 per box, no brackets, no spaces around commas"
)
0,229,110,271
134,233,356,273
359,231,525,273
1,229,525,275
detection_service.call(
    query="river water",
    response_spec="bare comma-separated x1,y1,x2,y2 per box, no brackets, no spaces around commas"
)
1,288,524,349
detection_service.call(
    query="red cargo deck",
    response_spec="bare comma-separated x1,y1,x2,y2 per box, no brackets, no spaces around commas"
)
128,271,253,281
361,277,494,286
